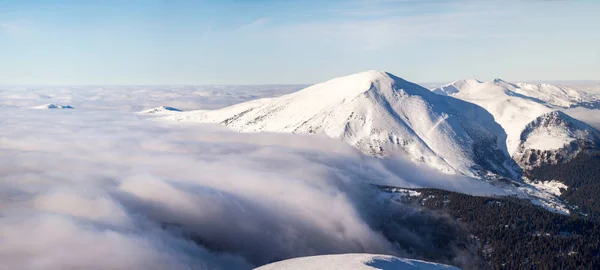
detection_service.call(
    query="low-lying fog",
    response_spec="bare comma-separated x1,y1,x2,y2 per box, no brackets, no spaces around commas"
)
1,82,598,269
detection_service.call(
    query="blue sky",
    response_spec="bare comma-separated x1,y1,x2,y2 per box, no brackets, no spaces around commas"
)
0,0,598,85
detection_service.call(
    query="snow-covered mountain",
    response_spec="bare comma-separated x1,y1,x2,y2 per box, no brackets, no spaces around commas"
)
32,103,74,109
165,70,520,179
254,254,459,270
515,111,600,169
138,106,182,115
431,79,600,213
512,82,600,108
432,79,600,155
432,79,482,97
434,79,600,108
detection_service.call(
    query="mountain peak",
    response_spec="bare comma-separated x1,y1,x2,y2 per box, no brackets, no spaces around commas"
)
139,106,182,115
488,78,518,88
526,110,595,132
516,110,600,168
157,106,181,112
32,103,74,109
432,79,481,96
293,70,431,105
331,70,408,87
166,71,519,179
353,69,392,79
462,78,483,84
449,79,483,88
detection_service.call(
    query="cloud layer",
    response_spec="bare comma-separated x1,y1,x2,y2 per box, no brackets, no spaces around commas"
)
0,85,305,112
7,82,595,269
0,93,507,269
0,109,379,269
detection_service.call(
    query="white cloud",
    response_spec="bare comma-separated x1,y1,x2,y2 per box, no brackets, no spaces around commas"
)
563,107,600,130
0,86,505,269
0,85,305,111
233,1,520,51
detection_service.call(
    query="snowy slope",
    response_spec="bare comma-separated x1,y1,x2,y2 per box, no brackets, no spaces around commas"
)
254,254,460,270
433,79,599,211
515,111,600,169
434,79,600,108
512,82,600,108
165,70,519,179
432,79,481,96
431,79,600,155
432,79,600,156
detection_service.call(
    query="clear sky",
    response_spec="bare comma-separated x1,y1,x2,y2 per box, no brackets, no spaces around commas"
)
1,0,598,85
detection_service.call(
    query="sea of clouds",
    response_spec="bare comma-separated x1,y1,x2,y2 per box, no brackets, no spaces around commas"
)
0,85,306,112
554,81,600,130
1,82,598,269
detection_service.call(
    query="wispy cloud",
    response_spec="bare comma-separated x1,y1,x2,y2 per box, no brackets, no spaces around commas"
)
238,17,270,30
230,1,516,51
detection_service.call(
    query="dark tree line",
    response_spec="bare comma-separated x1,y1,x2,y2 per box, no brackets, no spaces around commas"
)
526,152,600,218
380,187,600,269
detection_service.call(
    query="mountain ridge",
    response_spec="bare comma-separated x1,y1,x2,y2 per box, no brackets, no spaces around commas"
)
165,70,520,179
515,110,600,169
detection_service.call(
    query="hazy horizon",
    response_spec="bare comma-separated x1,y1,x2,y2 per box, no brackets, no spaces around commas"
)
1,79,599,87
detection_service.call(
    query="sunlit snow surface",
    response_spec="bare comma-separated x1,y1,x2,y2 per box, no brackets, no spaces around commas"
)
432,79,600,154
525,179,568,197
255,254,459,270
163,71,521,179
523,127,573,151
